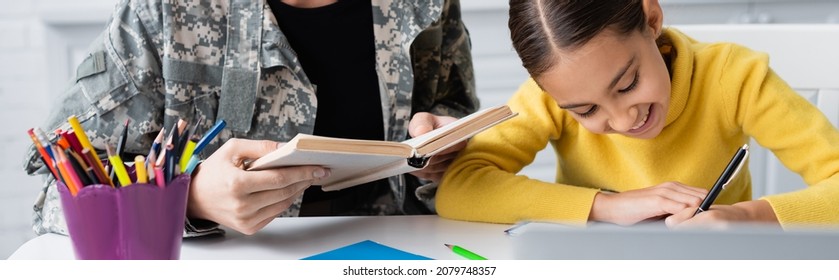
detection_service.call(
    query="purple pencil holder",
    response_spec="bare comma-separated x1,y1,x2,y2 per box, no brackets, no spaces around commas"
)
57,175,190,260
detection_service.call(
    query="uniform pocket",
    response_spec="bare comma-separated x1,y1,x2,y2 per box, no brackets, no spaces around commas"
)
76,48,138,115
160,58,222,132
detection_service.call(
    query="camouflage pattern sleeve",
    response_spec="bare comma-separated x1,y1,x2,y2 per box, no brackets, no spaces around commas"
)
410,0,479,119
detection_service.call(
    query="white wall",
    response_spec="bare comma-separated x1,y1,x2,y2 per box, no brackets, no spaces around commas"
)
0,0,54,259
0,0,115,259
1,0,838,259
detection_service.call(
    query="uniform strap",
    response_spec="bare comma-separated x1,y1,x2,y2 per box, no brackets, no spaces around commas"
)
218,0,263,133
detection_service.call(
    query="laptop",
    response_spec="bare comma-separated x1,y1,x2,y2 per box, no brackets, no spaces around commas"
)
507,221,839,260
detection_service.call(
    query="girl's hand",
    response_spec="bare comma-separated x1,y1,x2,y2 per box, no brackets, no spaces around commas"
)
665,199,780,229
589,181,708,226
187,138,331,235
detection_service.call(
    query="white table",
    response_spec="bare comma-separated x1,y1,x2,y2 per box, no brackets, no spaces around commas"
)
13,214,839,260
8,215,513,260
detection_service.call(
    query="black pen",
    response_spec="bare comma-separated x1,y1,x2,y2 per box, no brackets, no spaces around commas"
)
694,144,750,216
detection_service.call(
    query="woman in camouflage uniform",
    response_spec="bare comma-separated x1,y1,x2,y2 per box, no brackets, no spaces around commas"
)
23,0,478,236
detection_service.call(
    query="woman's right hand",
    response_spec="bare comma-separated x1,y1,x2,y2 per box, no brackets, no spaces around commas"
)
588,181,708,226
186,138,330,235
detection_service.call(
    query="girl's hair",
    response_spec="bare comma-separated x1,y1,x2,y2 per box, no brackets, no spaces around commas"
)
509,0,647,77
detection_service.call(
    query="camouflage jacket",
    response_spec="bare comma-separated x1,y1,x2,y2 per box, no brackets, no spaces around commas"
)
22,0,477,237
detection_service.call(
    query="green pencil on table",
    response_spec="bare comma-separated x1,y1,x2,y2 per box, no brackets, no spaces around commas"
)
445,244,487,260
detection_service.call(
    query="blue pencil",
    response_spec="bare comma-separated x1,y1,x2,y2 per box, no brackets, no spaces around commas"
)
192,119,226,157
165,143,175,184
147,129,165,161
165,123,179,183
184,119,226,175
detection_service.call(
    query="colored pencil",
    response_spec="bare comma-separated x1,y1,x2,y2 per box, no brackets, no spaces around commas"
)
55,146,82,196
54,129,70,150
181,115,203,154
148,129,165,159
116,119,130,158
192,120,226,156
445,244,487,260
184,156,201,175
27,128,60,180
165,142,175,184
173,118,187,163
62,130,84,155
110,119,130,183
67,149,97,186
154,166,165,188
179,139,197,173
134,155,148,184
184,119,226,175
68,115,110,188
82,148,112,187
147,149,157,183
106,145,131,187
65,149,92,187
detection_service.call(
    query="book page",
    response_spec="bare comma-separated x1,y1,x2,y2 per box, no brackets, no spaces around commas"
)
320,159,418,191
294,134,414,157
403,105,516,156
247,134,414,171
250,148,408,189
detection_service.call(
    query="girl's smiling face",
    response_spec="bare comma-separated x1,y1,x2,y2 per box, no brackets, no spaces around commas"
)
535,28,671,139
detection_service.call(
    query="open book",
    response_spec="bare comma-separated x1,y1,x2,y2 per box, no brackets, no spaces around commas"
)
246,105,517,191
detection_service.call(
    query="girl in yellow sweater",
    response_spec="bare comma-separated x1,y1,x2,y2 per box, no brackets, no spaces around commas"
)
436,0,839,228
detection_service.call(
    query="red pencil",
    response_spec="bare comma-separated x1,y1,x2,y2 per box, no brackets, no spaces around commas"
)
27,128,60,180
62,130,85,155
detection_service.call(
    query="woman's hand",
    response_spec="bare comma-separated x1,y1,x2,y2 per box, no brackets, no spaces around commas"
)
665,199,780,229
407,112,466,182
186,138,330,235
589,181,708,226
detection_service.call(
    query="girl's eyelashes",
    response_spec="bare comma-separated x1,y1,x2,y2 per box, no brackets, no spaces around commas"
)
577,105,598,118
571,69,638,118
618,71,640,93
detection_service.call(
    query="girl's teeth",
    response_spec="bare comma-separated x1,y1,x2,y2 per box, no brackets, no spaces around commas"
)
632,112,649,130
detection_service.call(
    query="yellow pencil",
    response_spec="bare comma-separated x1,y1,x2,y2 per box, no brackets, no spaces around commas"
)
68,115,111,187
106,145,131,187
134,155,148,184
179,140,196,173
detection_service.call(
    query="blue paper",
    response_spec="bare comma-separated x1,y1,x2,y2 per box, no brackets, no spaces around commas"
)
302,240,432,260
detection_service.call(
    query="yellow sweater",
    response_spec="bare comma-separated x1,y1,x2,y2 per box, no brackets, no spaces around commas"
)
436,28,839,227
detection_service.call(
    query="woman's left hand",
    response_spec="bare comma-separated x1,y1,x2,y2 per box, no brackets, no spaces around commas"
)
665,199,781,229
407,112,465,182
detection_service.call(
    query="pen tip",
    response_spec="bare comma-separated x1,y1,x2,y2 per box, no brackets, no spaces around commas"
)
444,244,452,248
